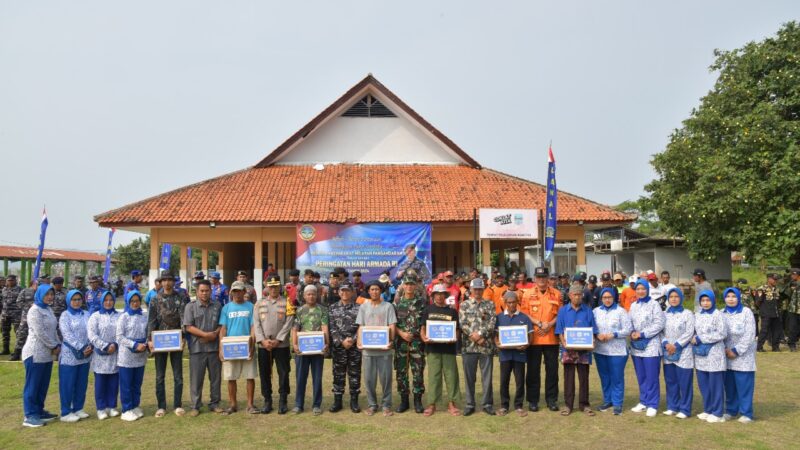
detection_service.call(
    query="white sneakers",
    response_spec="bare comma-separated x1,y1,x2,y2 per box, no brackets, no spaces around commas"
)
645,408,657,417
174,407,186,417
133,407,144,418
121,411,138,422
108,408,121,418
631,403,646,413
663,409,675,416
738,416,753,423
675,412,688,419
706,415,725,423
697,412,709,420
723,413,733,421
74,410,90,419
60,413,80,423
97,409,109,420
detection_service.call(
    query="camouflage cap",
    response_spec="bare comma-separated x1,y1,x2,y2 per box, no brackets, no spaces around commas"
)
402,275,417,285
230,280,247,291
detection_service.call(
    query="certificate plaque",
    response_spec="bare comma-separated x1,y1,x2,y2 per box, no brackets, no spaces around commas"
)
426,320,456,342
221,336,251,361
564,327,594,350
297,331,326,355
498,325,529,348
360,326,390,349
151,330,182,352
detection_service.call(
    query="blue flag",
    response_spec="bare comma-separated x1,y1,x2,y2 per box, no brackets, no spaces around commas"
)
544,147,557,261
32,207,48,281
103,228,115,283
160,244,172,270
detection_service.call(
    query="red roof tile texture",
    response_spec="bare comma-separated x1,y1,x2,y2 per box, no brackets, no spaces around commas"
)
94,165,633,226
0,246,108,262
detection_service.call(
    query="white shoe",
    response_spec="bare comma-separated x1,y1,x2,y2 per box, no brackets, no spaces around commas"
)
74,410,90,420
133,407,144,418
675,412,688,419
706,415,725,423
174,407,186,417
120,411,138,422
631,403,646,413
663,409,675,416
60,413,80,423
723,413,733,420
108,408,120,418
646,408,657,417
738,416,753,423
97,409,109,421
697,412,709,420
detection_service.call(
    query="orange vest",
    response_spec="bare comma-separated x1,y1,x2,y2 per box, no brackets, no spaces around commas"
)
519,287,562,345
619,287,637,311
483,284,509,314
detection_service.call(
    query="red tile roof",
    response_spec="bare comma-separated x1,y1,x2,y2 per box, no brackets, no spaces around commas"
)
0,245,109,262
94,165,633,226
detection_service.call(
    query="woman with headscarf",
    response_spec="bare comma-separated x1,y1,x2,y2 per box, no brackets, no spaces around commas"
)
116,290,149,422
721,287,756,423
692,289,728,423
21,283,61,428
628,279,665,417
592,287,631,415
661,287,694,419
88,290,121,420
58,289,93,423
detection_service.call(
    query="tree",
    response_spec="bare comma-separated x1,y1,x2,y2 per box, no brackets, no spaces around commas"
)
614,198,666,237
645,22,800,264
113,236,219,278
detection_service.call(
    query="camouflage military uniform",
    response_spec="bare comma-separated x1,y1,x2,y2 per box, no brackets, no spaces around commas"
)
51,288,68,322
328,300,362,395
757,284,782,351
785,281,800,351
0,284,22,354
396,257,431,284
394,294,426,396
13,287,36,354
458,298,497,355
740,287,759,335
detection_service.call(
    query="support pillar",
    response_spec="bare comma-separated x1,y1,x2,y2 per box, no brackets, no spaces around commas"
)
81,261,87,277
576,226,586,272
217,251,225,284
176,245,186,285
3,258,7,276
201,248,209,275
277,242,285,280
518,246,526,275
254,238,264,300
20,260,27,286
149,229,160,289
64,261,70,285
481,239,491,275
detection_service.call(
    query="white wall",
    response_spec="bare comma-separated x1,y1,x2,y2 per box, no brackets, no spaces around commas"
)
655,247,731,284
633,251,655,275
587,253,613,277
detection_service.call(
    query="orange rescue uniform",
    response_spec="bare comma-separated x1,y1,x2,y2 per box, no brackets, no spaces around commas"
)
518,286,562,345
483,284,509,314
618,287,637,311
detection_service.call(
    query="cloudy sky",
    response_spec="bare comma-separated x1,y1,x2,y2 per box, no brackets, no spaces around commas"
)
1,1,797,252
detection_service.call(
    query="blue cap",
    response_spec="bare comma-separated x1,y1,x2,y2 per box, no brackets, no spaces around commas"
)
131,270,141,277
210,271,221,279
175,277,182,285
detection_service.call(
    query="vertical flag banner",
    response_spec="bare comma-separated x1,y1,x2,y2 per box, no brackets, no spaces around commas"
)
32,207,49,281
102,228,115,283
160,244,172,270
544,146,557,261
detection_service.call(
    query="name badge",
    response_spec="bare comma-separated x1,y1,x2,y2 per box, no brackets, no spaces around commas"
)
297,331,326,355
151,330,182,352
564,327,594,350
360,326,390,349
426,321,456,342
498,325,529,348
221,336,251,360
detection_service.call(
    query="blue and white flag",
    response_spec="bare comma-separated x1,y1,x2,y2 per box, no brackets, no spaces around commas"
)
102,228,115,283
544,147,557,261
32,207,48,280
160,244,172,270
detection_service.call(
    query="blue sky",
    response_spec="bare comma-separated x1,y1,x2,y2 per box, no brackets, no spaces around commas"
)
1,1,797,251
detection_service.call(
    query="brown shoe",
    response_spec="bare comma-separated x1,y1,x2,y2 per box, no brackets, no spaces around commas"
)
188,409,200,417
516,408,528,417
423,405,436,417
447,402,462,416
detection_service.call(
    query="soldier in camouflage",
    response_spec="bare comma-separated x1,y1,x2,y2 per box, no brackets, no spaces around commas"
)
11,275,49,361
0,276,4,316
736,279,758,336
784,269,800,352
0,274,21,355
756,273,783,352
327,281,362,413
395,244,431,284
394,276,426,413
51,277,68,332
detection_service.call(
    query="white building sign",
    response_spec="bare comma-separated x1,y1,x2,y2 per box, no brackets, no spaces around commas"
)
479,209,538,240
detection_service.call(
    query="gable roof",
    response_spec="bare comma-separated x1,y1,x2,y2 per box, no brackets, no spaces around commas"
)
254,74,481,169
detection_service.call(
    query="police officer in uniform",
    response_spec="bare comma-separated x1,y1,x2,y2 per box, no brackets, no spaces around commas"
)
125,270,143,298
254,275,295,414
395,244,431,283
0,274,21,355
85,275,104,314
11,274,49,361
327,281,362,413
394,275,426,413
757,273,783,352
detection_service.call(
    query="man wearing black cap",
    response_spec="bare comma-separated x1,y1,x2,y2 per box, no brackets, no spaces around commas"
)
255,275,295,413
50,277,68,322
86,275,104,314
692,268,712,311
558,273,570,304
0,274,21,355
756,273,783,352
209,272,228,306
784,269,800,352
236,271,258,304
328,280,362,413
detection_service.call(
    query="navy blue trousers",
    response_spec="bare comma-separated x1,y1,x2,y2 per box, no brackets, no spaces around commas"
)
294,355,323,409
697,370,724,417
119,366,145,413
595,354,627,407
23,358,53,419
632,356,660,409
663,363,693,415
724,370,754,419
58,363,90,416
95,372,120,410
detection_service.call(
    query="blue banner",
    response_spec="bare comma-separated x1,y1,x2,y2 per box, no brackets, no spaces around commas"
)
33,207,48,280
102,228,115,283
544,146,557,261
296,223,432,283
160,243,172,270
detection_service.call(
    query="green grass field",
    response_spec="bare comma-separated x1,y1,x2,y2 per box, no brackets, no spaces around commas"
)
0,335,796,450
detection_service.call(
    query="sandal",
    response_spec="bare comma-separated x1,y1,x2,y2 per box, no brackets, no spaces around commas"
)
560,408,572,416
365,406,377,416
447,403,462,416
154,409,166,418
222,408,237,416
246,407,260,415
496,408,508,416
423,405,436,417
382,408,394,417
583,407,596,416
516,408,528,417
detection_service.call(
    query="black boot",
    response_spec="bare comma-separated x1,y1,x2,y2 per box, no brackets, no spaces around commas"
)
278,395,288,415
413,394,424,413
8,350,20,361
329,394,343,413
0,343,9,355
350,393,361,413
261,398,273,414
396,395,410,413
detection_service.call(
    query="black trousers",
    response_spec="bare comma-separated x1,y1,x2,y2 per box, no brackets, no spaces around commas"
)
563,363,590,411
787,313,800,346
500,360,525,409
526,345,559,406
258,347,291,400
758,317,783,350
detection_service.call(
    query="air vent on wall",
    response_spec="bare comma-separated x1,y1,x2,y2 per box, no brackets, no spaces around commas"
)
341,94,396,118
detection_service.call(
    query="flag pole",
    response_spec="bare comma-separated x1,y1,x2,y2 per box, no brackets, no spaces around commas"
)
32,206,49,283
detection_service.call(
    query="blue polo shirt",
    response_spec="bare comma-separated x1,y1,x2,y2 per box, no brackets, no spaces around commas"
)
496,311,533,363
555,303,598,335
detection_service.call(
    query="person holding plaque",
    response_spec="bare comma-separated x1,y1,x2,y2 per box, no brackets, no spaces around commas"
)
394,276,426,414
218,281,258,415
183,280,223,416
116,291,149,422
629,279,666,417
328,281,362,413
147,271,187,418
291,285,329,415
356,281,397,417
459,278,497,416
693,290,728,423
255,275,295,414
593,287,632,416
555,285,598,416
420,284,460,416
661,287,695,419
494,291,533,417
520,266,562,412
